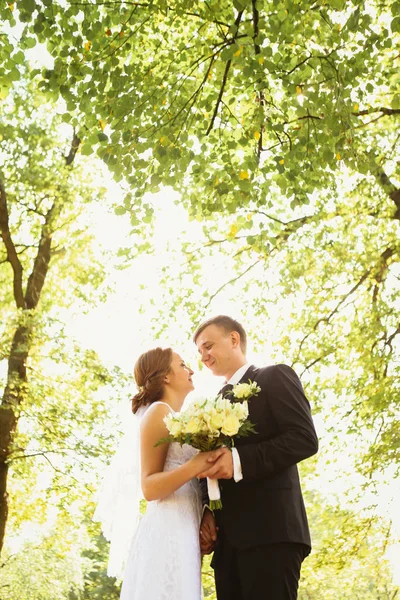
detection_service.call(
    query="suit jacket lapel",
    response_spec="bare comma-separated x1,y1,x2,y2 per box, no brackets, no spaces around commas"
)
238,364,258,384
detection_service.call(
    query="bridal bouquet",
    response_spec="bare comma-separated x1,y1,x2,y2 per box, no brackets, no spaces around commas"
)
157,381,260,509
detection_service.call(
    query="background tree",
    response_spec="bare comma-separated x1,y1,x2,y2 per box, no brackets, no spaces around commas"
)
2,0,397,477
0,77,127,599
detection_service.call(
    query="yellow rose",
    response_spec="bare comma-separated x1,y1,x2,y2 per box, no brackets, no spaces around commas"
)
209,412,224,431
185,418,201,434
221,415,240,436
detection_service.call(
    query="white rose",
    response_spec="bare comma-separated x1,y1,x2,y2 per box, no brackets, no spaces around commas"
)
167,418,183,436
233,383,253,399
216,397,230,411
221,414,240,436
233,402,248,420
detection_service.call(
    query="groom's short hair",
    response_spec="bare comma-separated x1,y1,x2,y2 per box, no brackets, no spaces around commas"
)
193,315,247,353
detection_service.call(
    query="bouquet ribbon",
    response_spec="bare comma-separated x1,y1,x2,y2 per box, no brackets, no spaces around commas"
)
207,477,222,511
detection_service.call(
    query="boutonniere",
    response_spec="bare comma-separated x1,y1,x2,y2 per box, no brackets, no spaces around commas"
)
230,380,261,401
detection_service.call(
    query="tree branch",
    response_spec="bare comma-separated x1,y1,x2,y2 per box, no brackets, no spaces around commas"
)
294,267,372,363
64,131,81,166
352,107,400,118
206,10,244,135
282,53,313,77
373,165,400,220
251,0,265,159
0,179,25,308
299,349,335,377
39,453,93,490
385,323,400,352
24,204,55,309
203,258,261,311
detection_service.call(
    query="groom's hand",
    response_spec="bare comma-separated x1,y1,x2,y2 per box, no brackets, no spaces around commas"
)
200,508,218,555
197,447,234,479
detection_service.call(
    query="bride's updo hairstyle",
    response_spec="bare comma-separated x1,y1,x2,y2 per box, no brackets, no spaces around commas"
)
131,347,173,414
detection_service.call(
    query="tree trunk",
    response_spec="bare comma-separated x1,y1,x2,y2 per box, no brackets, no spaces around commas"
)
0,324,30,553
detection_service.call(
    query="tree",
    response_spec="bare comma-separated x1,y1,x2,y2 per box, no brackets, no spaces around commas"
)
1,0,397,476
299,489,399,599
0,79,129,557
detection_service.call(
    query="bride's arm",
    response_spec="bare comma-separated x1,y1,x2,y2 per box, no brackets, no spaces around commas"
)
141,404,221,502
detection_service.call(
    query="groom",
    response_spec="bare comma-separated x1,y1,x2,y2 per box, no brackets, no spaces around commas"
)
194,316,318,600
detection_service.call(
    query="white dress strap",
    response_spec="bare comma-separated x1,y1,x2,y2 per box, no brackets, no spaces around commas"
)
151,401,175,413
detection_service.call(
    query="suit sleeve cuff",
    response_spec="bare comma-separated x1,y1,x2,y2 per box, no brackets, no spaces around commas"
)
232,447,243,482
202,504,214,516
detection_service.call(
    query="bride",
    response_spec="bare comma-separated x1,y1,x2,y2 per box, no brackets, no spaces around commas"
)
97,347,222,600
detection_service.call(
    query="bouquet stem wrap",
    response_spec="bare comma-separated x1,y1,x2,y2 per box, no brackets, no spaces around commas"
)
207,477,222,511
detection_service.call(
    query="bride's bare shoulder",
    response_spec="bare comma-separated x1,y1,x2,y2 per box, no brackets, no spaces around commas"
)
140,402,172,434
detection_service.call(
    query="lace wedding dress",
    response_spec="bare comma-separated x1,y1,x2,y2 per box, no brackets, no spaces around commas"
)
120,402,203,600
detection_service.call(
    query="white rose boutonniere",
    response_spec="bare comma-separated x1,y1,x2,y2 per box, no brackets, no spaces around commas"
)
231,380,261,400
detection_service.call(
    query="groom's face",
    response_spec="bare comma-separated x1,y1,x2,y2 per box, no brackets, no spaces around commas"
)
196,324,237,377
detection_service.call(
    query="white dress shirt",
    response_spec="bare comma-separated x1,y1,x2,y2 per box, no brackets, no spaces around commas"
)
227,363,251,482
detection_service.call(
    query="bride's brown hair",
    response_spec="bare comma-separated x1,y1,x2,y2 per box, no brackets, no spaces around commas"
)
131,347,173,414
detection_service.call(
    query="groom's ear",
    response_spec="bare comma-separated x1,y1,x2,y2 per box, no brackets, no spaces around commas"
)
231,331,241,348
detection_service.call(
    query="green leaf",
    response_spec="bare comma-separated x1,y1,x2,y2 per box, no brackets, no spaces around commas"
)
391,94,400,110
391,2,400,16
391,16,400,33
80,144,94,155
114,205,127,216
12,51,25,64
23,37,37,49
97,132,109,143
8,68,20,82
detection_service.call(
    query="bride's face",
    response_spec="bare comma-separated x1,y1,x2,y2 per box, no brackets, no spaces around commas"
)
166,352,194,395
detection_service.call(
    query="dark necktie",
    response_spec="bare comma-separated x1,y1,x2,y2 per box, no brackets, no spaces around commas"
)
219,383,234,398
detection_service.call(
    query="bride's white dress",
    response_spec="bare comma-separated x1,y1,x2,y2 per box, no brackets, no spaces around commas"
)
120,405,203,600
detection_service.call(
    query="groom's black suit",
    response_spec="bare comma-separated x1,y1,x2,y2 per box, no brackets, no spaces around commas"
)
205,364,318,600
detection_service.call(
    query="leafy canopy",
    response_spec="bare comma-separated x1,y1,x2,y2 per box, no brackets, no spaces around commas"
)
1,0,398,222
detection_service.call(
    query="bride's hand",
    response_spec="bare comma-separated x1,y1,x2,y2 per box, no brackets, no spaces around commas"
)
190,448,225,476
